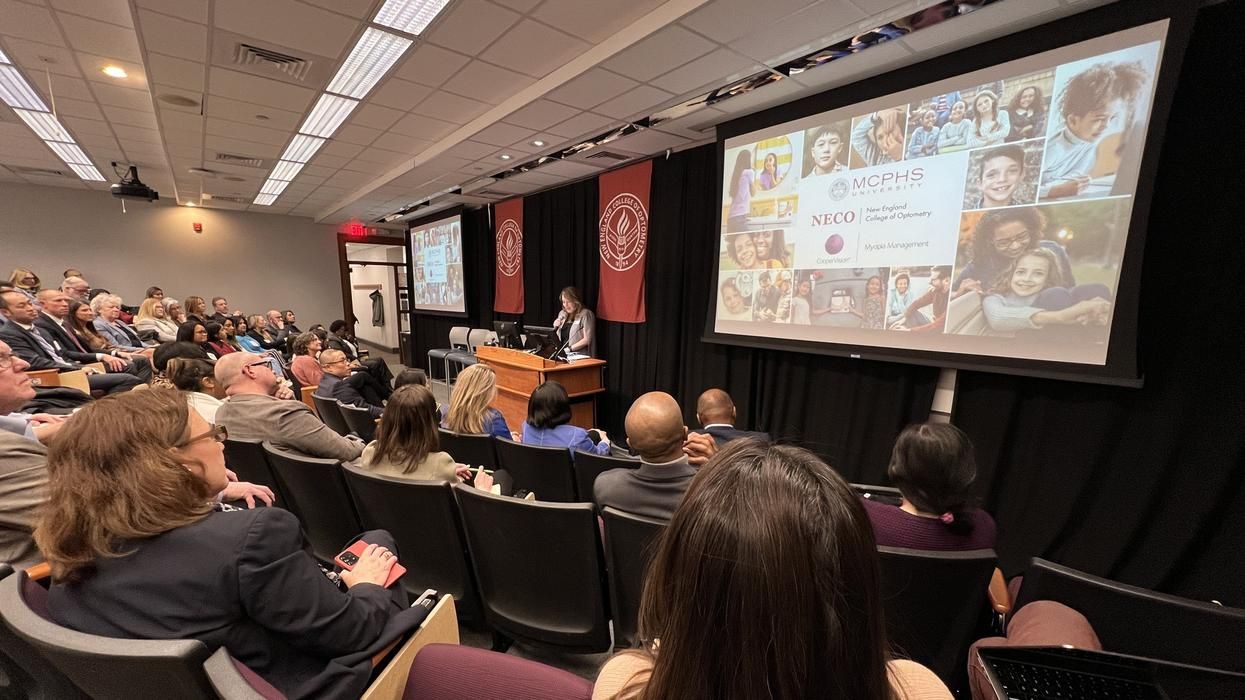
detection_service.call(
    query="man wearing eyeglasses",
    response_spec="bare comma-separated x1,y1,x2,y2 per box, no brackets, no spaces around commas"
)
318,349,384,418
0,339,54,570
213,352,365,462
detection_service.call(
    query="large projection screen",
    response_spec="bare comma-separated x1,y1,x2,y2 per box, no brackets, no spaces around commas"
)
709,16,1181,385
409,213,466,315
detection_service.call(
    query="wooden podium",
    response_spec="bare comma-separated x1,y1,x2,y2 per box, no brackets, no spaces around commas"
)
475,345,606,430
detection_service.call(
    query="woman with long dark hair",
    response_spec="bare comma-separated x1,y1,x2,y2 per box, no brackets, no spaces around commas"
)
361,385,474,483
204,322,236,357
1006,85,1046,141
725,149,757,232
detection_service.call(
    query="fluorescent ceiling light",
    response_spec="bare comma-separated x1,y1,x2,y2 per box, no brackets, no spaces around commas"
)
0,48,10,64
102,65,128,79
269,160,305,181
260,179,290,196
373,0,452,36
0,65,49,110
253,193,278,206
326,28,412,99
46,141,93,165
66,163,105,181
299,93,358,137
13,109,72,142
280,134,326,163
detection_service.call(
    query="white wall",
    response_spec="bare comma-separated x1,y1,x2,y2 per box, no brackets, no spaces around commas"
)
0,183,343,328
349,263,399,351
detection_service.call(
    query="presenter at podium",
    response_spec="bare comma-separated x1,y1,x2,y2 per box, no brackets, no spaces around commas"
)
552,286,595,358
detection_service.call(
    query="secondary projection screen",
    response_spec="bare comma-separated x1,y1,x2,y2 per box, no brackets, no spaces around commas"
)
711,19,1172,381
410,214,465,314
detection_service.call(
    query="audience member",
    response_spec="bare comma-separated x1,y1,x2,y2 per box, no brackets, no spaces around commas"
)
144,286,165,301
592,440,951,699
246,314,283,351
0,292,143,395
393,368,428,389
151,341,209,389
166,358,225,423
7,268,40,302
176,320,209,349
327,320,393,386
691,388,771,446
210,296,232,323
234,317,263,352
162,298,187,325
34,290,152,381
134,297,178,342
283,309,301,333
35,389,419,699
865,422,996,550
318,349,385,418
204,322,236,358
594,392,698,520
0,340,68,443
0,339,50,571
222,317,242,351
214,352,364,461
358,385,476,484
521,381,610,455
290,332,323,387
442,364,509,439
60,276,91,302
266,309,291,346
62,268,82,279
90,294,152,354
183,295,208,324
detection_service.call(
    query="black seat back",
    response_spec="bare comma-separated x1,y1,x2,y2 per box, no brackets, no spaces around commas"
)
1014,558,1245,673
877,546,996,689
341,464,481,619
572,451,640,503
495,439,577,502
222,439,293,510
261,442,361,565
0,563,89,699
601,507,668,647
311,394,351,436
438,430,497,469
338,402,377,442
454,483,611,652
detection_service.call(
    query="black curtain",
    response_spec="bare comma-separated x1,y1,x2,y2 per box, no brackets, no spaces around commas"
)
953,1,1245,605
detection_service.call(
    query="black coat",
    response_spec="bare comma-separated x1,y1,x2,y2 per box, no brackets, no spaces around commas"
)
693,425,772,448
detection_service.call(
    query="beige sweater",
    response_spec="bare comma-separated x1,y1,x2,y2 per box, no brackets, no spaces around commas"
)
0,431,48,571
357,442,458,482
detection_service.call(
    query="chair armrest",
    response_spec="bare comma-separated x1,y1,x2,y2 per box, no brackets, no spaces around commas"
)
989,567,1012,615
361,595,460,700
26,369,61,387
202,648,272,700
25,562,50,581
57,370,91,395
83,362,105,373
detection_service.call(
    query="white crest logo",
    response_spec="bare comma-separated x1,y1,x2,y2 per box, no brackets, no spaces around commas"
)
496,218,522,277
599,193,648,272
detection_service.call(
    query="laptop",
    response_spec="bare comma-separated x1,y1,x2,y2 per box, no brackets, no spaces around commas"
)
977,646,1245,700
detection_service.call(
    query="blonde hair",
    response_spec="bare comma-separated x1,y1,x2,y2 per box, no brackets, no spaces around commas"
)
136,297,164,322
33,389,216,583
445,364,497,435
7,267,40,290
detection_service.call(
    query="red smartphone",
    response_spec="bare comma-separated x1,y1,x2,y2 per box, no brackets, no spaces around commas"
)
334,541,407,589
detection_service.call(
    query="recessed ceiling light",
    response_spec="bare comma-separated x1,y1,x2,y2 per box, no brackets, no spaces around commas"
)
531,140,545,147
499,154,512,160
102,65,128,79
184,201,196,207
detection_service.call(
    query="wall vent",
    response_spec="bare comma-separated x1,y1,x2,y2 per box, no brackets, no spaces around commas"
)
472,189,511,198
233,43,311,81
214,152,266,169
8,165,71,177
203,194,250,204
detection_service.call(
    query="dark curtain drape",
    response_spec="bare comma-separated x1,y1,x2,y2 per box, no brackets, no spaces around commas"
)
953,0,1245,605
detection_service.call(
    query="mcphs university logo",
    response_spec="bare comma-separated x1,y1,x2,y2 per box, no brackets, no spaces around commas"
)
599,193,648,272
496,218,522,277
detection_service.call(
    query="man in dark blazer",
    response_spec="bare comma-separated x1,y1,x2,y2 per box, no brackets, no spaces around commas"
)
317,349,384,418
33,290,151,381
692,388,771,447
0,291,141,395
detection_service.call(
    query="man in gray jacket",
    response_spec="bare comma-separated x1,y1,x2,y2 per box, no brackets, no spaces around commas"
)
0,339,49,571
594,391,701,521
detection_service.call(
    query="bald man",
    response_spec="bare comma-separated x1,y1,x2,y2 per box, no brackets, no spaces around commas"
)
593,392,700,520
692,388,771,448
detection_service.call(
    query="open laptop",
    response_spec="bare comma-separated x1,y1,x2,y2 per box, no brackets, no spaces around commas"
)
977,646,1245,700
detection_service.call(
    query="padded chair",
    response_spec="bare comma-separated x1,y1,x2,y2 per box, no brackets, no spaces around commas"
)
0,569,277,699
427,326,469,383
341,464,482,620
222,438,293,511
339,402,378,442
299,384,318,416
0,563,89,699
877,546,997,690
572,451,640,504
261,442,362,565
454,483,611,652
401,643,592,700
851,482,903,506
1012,558,1245,673
312,394,352,437
601,507,668,648
438,430,497,469
494,439,577,502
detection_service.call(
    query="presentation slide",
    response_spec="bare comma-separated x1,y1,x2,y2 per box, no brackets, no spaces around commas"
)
713,21,1168,368
410,214,465,314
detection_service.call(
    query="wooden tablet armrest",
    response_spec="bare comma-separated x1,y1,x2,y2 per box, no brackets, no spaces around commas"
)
26,369,60,387
988,567,1012,615
361,595,459,700
83,362,105,373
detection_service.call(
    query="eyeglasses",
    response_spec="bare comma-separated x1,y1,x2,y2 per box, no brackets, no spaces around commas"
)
0,352,18,371
992,230,1033,249
174,424,228,448
245,358,274,372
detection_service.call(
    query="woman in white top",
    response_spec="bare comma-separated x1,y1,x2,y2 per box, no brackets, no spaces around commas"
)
135,297,179,343
552,286,595,357
165,358,225,424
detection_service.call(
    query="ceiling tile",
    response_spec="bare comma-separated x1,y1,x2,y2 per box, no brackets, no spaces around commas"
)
102,104,160,129
57,14,141,62
506,169,563,186
321,140,365,159
532,0,665,44
500,99,580,131
159,110,206,133
728,0,864,65
545,68,637,110
593,84,674,120
75,53,147,86
490,0,541,11
299,0,375,19
354,147,410,167
478,20,590,79
535,158,605,178
51,96,106,120
134,0,209,24
137,10,207,61
424,0,520,55
146,53,206,92
603,25,717,83
607,126,693,155
0,1,64,45
89,82,154,112
214,0,359,58
368,78,433,112
205,117,289,146
37,75,96,103
545,111,616,139
111,126,164,147
650,47,762,95
60,116,115,136
369,131,433,154
441,60,534,105
412,90,490,124
310,153,350,168
350,103,404,131
443,140,499,160
470,121,534,147
389,112,458,141
202,95,297,131
680,0,818,44
204,133,282,159
1,38,81,78
51,0,134,28
394,43,472,88
333,123,383,146
208,67,316,112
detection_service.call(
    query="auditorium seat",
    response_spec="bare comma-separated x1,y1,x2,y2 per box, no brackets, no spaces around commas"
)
261,443,362,566
494,439,577,502
223,438,293,511
438,429,497,469
453,483,611,653
601,507,668,648
572,451,640,504
339,401,378,442
312,394,352,436
25,368,60,387
427,326,469,383
1012,558,1245,673
0,563,87,699
877,546,997,692
341,464,482,620
401,643,592,700
299,385,318,416
851,482,904,506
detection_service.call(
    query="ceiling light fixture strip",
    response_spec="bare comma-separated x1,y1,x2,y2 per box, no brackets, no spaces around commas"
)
373,0,452,36
1,61,106,181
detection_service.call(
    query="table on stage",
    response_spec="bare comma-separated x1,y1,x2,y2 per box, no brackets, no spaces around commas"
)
474,345,606,430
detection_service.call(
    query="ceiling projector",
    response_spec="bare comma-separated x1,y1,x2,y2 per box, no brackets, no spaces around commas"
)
110,164,159,202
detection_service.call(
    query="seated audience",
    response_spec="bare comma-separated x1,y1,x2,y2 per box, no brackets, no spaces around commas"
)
34,290,152,382
0,340,68,444
0,292,143,395
593,440,951,699
318,349,385,418
69,300,151,362
90,294,153,354
162,298,187,325
594,392,699,520
246,314,283,351
204,322,236,358
266,309,291,347
176,320,212,357
358,385,478,484
222,316,242,351
864,422,997,550
442,364,510,439
35,389,419,699
284,309,301,333
0,340,50,571
134,297,178,342
290,332,324,387
145,286,165,301
691,388,771,446
183,295,208,324
521,381,611,455
234,317,263,352
327,320,393,387
393,368,429,389
151,341,210,389
166,358,226,423
7,268,40,303
60,276,91,303
214,352,364,461
210,296,232,323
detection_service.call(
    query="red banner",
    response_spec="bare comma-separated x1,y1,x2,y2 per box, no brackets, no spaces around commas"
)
493,197,524,314
597,160,651,323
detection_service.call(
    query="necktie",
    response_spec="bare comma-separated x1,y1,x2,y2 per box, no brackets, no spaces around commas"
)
27,327,72,368
62,320,88,353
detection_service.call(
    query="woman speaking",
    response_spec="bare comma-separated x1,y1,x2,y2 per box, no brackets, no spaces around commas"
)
552,286,595,357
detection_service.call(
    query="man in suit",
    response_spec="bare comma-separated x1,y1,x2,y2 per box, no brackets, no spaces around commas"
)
210,296,232,323
214,351,364,462
318,349,384,418
594,392,702,521
692,388,771,447
34,290,151,381
0,339,49,571
0,291,142,395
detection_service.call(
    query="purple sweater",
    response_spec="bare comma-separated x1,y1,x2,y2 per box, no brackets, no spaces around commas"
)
862,498,997,551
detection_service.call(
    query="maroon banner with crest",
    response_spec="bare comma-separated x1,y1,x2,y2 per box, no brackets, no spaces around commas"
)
493,197,524,314
597,160,651,323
